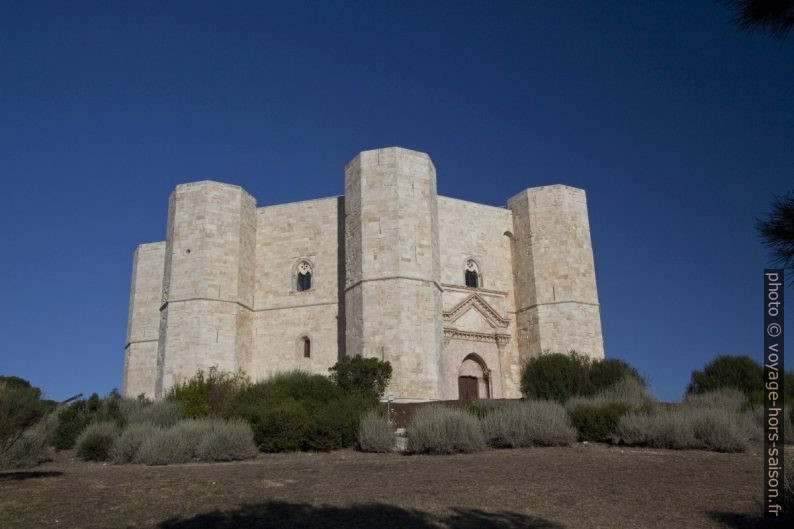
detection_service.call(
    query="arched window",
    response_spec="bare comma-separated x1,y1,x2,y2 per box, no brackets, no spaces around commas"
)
464,259,479,288
302,336,311,358
297,260,313,292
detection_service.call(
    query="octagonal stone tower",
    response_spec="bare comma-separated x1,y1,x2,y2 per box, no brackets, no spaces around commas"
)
344,147,444,400
508,185,604,360
123,242,166,397
154,181,257,397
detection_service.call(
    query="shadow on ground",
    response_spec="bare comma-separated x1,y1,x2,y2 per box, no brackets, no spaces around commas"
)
710,511,792,529
0,470,63,481
159,501,564,529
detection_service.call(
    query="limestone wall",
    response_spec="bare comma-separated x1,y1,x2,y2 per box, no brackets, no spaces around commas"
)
123,242,165,398
249,196,343,380
436,196,522,398
437,197,514,292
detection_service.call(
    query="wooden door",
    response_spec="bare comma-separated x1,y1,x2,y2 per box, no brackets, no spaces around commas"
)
458,376,479,402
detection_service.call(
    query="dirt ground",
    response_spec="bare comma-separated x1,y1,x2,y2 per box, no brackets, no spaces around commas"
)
0,443,773,529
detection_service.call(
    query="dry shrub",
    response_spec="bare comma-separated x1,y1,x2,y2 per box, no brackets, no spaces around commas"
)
481,400,576,448
135,426,193,465
566,377,653,412
122,399,183,427
741,405,792,444
469,399,508,418
742,405,764,443
616,406,749,452
129,419,256,465
598,377,653,407
785,453,794,516
195,419,257,462
690,408,749,453
615,408,696,449
682,388,747,412
111,423,158,464
76,422,120,461
357,410,394,453
0,418,54,469
407,406,485,454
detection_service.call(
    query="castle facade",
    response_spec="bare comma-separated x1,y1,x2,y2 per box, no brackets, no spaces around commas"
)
123,147,604,401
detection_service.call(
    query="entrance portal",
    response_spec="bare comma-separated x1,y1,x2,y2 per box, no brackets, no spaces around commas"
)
457,354,490,402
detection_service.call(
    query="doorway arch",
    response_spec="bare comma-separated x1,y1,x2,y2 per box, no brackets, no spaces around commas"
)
458,353,490,402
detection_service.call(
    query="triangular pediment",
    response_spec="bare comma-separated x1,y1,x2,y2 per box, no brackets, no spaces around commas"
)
454,306,496,333
443,293,509,329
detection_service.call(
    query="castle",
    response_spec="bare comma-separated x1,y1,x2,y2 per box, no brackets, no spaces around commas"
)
123,147,604,401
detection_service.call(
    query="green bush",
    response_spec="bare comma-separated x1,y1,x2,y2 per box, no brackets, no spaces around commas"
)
589,359,644,392
480,400,577,448
569,403,630,442
521,352,644,402
687,355,762,401
52,392,124,449
329,356,392,401
357,410,394,453
686,355,794,406
317,393,373,448
166,368,250,418
230,371,340,411
0,379,48,458
227,371,375,452
520,352,592,402
52,402,92,449
76,422,120,461
407,406,486,454
122,399,184,427
111,423,158,464
243,402,310,452
195,419,257,462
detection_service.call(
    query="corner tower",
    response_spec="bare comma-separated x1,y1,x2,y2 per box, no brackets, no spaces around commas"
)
508,185,604,361
123,242,166,398
344,147,443,400
155,181,256,397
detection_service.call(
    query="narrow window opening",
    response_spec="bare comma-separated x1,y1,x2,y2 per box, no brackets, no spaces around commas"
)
464,259,480,288
302,337,311,358
297,260,313,292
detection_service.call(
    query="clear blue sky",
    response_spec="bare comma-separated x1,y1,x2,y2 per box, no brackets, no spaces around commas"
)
1,1,791,402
